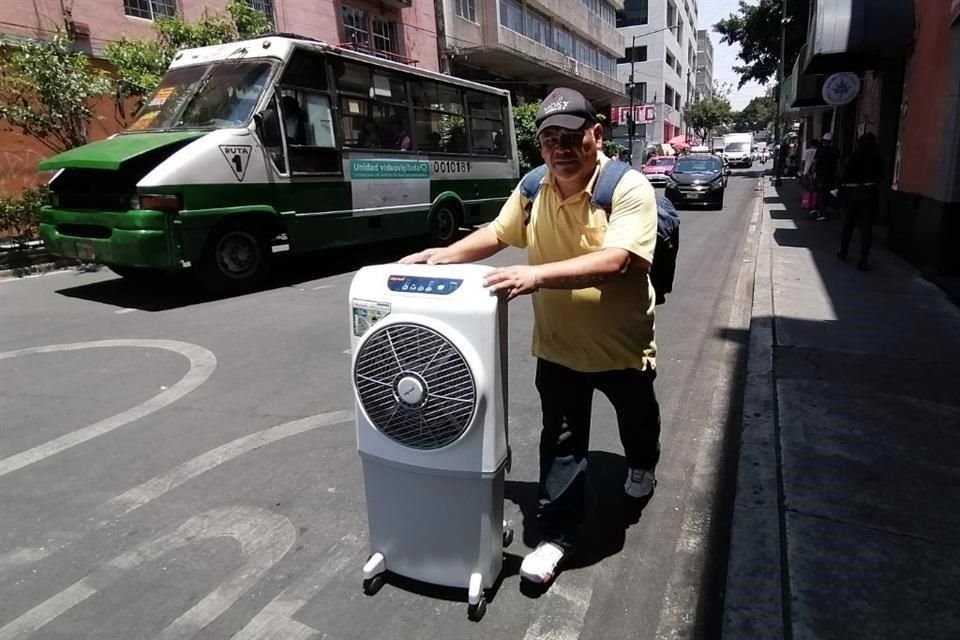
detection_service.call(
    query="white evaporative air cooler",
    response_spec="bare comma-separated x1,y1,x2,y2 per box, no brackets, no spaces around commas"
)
349,263,510,620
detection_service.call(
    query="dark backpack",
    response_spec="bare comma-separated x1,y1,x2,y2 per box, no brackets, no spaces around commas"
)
518,160,680,305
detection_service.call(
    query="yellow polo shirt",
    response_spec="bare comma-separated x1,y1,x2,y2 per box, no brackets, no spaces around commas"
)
489,153,658,373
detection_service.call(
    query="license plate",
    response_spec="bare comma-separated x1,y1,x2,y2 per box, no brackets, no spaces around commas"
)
686,192,704,199
76,241,95,261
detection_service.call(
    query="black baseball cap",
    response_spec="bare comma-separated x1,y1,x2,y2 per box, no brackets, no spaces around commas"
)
535,88,598,136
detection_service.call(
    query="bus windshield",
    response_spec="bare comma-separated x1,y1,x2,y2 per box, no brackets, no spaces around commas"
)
128,61,274,132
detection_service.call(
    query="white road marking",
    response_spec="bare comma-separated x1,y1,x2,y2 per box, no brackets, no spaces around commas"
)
0,340,216,478
342,348,352,355
522,578,595,640
312,285,334,290
231,536,361,640
0,507,296,640
115,308,137,314
0,409,353,572
107,410,353,516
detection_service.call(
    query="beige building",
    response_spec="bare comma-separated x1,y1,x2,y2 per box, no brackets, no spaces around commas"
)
438,0,626,106
695,29,713,100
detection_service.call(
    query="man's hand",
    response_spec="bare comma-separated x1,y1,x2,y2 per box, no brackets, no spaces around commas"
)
483,265,541,300
399,248,454,265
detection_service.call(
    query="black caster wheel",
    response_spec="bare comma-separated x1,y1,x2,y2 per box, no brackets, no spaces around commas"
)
362,574,385,596
468,595,487,621
503,527,514,548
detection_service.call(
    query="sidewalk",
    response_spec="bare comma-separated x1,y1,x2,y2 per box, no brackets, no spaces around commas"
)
724,178,960,639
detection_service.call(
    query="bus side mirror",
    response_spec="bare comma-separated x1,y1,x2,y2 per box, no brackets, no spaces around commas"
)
254,110,281,147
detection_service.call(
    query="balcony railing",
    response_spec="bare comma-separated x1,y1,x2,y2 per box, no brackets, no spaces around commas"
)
337,42,418,67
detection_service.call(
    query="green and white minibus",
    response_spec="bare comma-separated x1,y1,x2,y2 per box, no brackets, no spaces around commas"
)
38,35,518,292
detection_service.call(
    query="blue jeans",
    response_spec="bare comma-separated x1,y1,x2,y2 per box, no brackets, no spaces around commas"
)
534,359,661,551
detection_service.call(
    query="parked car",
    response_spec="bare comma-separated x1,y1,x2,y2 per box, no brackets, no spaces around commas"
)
664,154,728,209
641,156,677,186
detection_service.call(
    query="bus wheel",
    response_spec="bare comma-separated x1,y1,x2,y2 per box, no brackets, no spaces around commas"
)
197,224,270,294
428,203,460,246
108,265,165,283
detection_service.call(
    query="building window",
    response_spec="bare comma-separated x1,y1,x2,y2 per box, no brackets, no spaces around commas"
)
456,0,476,22
667,1,678,37
499,0,524,33
524,7,551,46
664,84,675,108
372,17,400,55
243,0,274,19
579,0,616,26
342,5,370,49
618,45,647,64
123,0,177,20
554,26,573,57
500,0,615,79
341,5,403,61
630,82,647,102
617,0,648,27
665,50,675,70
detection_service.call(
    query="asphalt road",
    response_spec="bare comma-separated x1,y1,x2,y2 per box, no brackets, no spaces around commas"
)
0,168,762,640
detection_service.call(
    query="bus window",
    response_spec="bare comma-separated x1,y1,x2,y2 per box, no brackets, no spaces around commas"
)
336,60,371,96
339,69,412,151
281,50,329,91
412,80,466,153
281,89,340,174
467,91,506,156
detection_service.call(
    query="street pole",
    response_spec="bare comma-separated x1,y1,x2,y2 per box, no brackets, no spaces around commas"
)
774,0,788,186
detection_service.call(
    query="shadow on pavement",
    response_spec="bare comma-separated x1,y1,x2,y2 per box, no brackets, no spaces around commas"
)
726,177,960,638
505,451,657,591
53,234,465,311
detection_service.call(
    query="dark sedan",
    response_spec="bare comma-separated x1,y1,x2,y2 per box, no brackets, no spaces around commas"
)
664,155,728,209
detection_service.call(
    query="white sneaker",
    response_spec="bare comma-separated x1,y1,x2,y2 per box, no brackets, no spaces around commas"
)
624,467,656,499
520,542,565,584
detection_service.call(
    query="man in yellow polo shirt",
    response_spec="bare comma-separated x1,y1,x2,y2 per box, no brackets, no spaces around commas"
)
401,88,660,585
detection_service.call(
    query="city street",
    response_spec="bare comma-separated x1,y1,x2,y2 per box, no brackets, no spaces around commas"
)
0,171,762,640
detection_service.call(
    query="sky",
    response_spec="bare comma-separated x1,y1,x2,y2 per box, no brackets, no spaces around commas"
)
697,0,769,109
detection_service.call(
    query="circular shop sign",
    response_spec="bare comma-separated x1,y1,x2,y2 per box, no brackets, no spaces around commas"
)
822,72,862,106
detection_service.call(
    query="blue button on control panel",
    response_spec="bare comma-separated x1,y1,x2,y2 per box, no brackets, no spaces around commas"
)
388,275,463,295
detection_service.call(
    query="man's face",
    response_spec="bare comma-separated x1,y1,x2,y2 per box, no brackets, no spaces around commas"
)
538,123,602,182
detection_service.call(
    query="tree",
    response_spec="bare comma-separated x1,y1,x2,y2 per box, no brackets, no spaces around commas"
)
105,1,272,105
512,102,540,174
733,95,777,133
0,32,112,153
684,95,733,145
714,0,810,88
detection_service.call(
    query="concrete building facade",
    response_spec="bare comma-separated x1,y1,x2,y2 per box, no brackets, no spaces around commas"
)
610,0,699,158
438,0,625,106
0,0,439,69
695,28,713,100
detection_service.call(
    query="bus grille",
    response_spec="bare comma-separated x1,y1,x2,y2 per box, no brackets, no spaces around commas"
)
56,224,112,239
50,169,134,212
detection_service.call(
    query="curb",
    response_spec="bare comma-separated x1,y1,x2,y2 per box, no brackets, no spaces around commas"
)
0,259,83,281
722,178,787,638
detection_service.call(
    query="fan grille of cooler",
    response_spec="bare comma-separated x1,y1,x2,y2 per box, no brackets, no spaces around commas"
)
354,323,477,450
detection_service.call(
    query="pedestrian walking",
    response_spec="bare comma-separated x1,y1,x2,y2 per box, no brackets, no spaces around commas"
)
801,140,819,188
810,132,839,220
838,132,884,270
400,87,661,586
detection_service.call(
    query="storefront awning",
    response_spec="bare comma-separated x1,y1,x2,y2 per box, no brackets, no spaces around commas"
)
804,0,914,74
784,45,830,114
